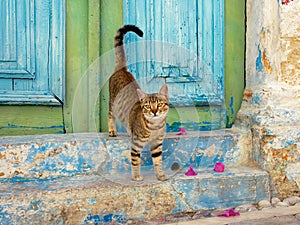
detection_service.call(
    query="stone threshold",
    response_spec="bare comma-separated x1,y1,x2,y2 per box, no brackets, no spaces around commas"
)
165,205,300,225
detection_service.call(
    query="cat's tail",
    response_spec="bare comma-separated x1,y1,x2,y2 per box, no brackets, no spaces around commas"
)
114,25,144,71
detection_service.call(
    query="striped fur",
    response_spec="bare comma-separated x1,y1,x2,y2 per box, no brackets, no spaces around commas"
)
109,25,169,181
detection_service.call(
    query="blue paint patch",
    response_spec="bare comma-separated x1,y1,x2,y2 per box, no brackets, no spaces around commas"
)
0,205,13,224
88,198,97,205
229,97,234,115
251,94,261,105
286,140,295,146
167,121,223,132
85,213,127,224
256,44,263,72
28,200,42,211
0,176,59,185
7,123,64,130
265,130,273,135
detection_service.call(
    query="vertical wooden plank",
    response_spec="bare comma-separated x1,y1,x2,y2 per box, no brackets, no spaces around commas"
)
197,0,204,81
134,0,146,82
225,0,245,127
202,0,213,87
149,0,163,81
51,0,66,102
14,0,48,91
99,0,123,132
87,0,100,131
15,0,28,74
64,0,89,132
0,0,16,62
213,0,224,99
70,0,100,133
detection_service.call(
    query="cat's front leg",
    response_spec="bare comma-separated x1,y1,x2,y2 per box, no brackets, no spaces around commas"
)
150,141,169,181
131,150,144,181
130,137,145,181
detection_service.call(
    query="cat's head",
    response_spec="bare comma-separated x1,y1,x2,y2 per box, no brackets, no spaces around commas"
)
137,85,169,120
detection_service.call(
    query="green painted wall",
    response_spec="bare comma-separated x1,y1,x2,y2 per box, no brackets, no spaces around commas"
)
0,106,64,136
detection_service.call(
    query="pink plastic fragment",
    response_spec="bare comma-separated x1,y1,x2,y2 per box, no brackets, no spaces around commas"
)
282,0,293,5
214,162,225,172
176,127,187,135
217,209,240,217
185,164,197,176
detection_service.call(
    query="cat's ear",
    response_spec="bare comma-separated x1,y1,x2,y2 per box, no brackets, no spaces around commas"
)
159,84,168,99
136,89,146,102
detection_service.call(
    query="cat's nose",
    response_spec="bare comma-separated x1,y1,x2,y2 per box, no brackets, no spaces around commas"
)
152,108,157,116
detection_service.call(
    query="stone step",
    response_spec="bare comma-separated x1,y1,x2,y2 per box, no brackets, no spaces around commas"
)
0,129,251,180
0,166,270,224
0,129,270,223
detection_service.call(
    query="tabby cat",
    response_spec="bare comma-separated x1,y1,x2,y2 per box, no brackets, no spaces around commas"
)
108,25,169,181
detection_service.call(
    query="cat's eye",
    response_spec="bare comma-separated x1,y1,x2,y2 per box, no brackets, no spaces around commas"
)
144,105,151,109
157,103,163,107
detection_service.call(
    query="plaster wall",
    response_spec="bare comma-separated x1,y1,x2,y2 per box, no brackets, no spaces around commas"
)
236,0,300,198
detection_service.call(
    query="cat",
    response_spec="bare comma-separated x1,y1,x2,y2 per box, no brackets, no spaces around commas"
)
108,25,169,181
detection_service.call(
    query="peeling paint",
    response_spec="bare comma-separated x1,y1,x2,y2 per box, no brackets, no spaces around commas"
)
262,49,273,74
0,131,250,180
256,45,264,72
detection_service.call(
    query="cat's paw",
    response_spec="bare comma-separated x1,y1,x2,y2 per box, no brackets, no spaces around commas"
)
108,130,117,137
132,175,144,181
157,173,169,181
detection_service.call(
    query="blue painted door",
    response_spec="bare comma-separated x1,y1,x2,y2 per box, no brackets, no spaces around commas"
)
0,0,65,105
124,0,224,107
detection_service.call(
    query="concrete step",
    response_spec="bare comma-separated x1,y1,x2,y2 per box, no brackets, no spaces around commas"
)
0,166,270,224
0,130,271,224
0,129,251,180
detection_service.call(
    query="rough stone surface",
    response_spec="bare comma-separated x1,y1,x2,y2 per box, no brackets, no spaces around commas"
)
271,197,281,205
275,202,289,208
0,167,270,224
0,130,251,180
236,0,300,199
0,130,271,223
257,199,272,210
228,216,300,225
283,196,300,206
235,204,258,213
134,197,300,224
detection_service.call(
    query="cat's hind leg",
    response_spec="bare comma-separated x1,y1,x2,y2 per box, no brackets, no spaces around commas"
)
108,110,117,137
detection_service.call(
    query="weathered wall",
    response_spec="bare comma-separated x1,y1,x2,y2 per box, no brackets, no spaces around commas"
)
280,0,300,86
236,0,300,198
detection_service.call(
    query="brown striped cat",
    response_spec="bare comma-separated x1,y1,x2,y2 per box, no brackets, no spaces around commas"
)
108,25,169,181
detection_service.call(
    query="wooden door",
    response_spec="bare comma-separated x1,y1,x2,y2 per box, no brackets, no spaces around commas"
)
0,0,65,105
123,0,224,107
